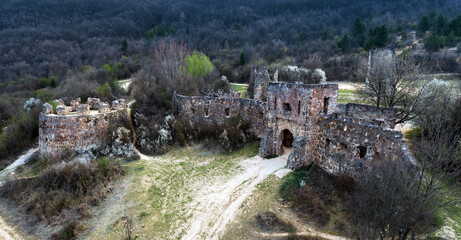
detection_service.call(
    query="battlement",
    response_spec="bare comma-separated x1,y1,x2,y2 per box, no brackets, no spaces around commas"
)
42,98,127,116
39,98,129,159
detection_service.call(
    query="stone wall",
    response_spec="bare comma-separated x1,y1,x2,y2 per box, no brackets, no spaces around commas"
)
336,103,396,128
174,93,266,138
287,114,415,175
39,98,129,159
172,78,414,178
258,82,338,157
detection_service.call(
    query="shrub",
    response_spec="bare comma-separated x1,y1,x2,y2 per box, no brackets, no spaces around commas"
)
0,160,125,223
184,51,213,79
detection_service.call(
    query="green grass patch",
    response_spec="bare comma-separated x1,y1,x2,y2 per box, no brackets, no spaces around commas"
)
230,83,249,97
403,127,421,140
337,89,368,104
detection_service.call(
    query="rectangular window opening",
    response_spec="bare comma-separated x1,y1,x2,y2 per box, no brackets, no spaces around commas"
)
358,146,367,158
204,108,209,117
298,100,301,115
225,108,230,117
274,97,277,110
282,103,292,112
323,97,330,114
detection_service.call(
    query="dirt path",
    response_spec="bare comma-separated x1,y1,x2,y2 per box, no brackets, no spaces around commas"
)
254,231,349,240
0,148,37,240
0,217,22,240
182,153,289,240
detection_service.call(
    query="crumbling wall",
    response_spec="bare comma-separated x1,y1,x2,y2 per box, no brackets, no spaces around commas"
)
287,114,415,175
174,94,266,138
39,99,129,159
336,103,396,128
249,67,272,101
259,83,338,157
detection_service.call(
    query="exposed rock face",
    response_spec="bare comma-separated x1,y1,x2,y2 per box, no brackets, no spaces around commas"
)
70,98,81,111
112,99,127,110
56,105,69,116
42,103,53,114
98,103,111,113
39,98,129,160
88,98,101,110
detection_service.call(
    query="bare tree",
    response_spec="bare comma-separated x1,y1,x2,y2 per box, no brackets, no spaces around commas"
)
350,86,461,239
359,52,430,124
153,40,190,94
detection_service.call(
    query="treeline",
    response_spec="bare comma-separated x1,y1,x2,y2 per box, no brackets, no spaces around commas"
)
1,0,459,85
338,11,461,52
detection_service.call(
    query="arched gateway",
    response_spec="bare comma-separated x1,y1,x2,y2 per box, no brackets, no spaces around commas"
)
281,129,294,148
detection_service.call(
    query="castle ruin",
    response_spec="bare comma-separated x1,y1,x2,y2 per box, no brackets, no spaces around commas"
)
175,67,415,175
38,67,415,176
39,98,129,159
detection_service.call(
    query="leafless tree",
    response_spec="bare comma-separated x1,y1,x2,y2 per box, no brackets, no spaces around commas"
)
350,87,461,239
153,40,190,94
359,54,430,124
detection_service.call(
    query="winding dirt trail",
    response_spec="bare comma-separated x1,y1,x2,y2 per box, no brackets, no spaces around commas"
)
182,153,290,240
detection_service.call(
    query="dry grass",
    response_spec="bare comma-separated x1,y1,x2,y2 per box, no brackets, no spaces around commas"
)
223,165,355,239
80,142,259,240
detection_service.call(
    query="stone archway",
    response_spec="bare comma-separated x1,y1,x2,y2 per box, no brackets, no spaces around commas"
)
281,129,294,148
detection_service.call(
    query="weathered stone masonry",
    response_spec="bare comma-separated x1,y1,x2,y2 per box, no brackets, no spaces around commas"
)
39,99,129,159
175,73,415,176
174,93,266,138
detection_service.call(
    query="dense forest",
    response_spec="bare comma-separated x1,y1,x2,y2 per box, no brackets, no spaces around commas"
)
1,0,460,85
1,0,461,165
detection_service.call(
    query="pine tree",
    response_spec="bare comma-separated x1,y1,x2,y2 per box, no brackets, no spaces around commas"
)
446,30,456,47
239,50,246,66
434,13,448,35
338,33,350,52
425,33,444,52
351,17,365,46
418,15,431,33
120,39,128,56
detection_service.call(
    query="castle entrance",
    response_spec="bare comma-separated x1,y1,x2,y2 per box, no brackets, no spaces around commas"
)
281,129,294,148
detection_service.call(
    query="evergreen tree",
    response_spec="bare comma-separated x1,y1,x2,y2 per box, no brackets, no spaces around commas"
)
374,25,389,48
351,17,365,46
418,15,431,33
425,33,444,52
434,13,447,35
338,33,350,52
298,32,306,42
364,25,389,50
396,23,403,33
446,30,456,47
321,27,332,40
448,15,461,37
120,39,128,55
239,50,246,66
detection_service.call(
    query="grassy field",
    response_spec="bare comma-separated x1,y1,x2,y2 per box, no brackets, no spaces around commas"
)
337,89,368,105
229,81,368,105
79,143,259,240
229,83,249,97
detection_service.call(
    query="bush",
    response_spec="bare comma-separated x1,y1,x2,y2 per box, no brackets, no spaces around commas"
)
0,160,125,223
185,51,214,79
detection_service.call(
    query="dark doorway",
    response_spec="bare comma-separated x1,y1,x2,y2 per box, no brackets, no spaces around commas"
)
281,129,294,148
